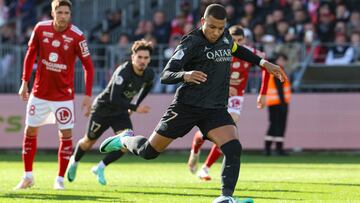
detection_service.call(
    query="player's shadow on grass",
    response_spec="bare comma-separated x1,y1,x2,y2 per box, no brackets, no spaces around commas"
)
3,152,360,164
125,184,325,194
1,193,131,202
121,190,302,201
126,185,327,194
246,180,360,187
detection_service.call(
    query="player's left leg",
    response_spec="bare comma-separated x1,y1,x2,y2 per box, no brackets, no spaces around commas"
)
207,125,241,198
93,127,129,185
53,100,75,190
56,129,73,190
201,108,249,202
198,111,240,181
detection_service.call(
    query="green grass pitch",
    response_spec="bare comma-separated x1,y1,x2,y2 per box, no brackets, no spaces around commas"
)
0,152,360,203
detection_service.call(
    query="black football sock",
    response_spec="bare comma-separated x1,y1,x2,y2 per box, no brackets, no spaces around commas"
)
123,136,160,160
220,139,242,196
74,141,86,162
265,140,272,155
275,141,284,152
102,150,125,166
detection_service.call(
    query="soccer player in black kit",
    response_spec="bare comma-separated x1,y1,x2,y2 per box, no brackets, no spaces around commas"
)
66,40,154,185
100,4,287,203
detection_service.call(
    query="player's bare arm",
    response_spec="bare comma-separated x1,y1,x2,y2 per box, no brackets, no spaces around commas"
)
18,81,30,101
229,86,237,97
257,94,266,109
81,95,92,117
183,71,207,84
232,43,288,83
136,105,150,113
262,61,288,82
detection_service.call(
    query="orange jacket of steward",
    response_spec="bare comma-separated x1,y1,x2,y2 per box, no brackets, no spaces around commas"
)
266,70,291,106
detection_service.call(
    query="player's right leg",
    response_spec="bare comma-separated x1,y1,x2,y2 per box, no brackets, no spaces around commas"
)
100,130,173,160
14,95,53,190
91,115,133,185
188,130,204,174
14,125,38,190
100,103,196,160
67,136,97,182
67,113,109,182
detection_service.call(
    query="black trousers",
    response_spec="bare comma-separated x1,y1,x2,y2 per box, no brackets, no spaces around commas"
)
267,104,288,138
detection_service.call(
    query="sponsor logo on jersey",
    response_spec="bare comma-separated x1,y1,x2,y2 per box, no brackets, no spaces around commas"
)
79,40,90,57
114,75,123,85
64,43,69,50
206,49,232,62
55,107,72,124
231,72,240,79
52,40,61,47
62,34,74,42
204,46,211,51
124,90,139,99
49,52,58,62
232,61,240,68
42,59,67,72
43,31,54,38
43,38,49,43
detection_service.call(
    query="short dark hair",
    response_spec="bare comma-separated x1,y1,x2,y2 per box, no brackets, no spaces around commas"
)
229,25,244,37
52,0,72,11
204,4,227,20
131,39,153,55
275,53,288,61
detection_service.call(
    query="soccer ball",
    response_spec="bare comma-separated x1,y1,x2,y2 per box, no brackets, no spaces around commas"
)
212,196,238,203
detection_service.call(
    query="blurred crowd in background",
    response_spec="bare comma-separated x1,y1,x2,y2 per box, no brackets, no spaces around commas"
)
0,0,359,93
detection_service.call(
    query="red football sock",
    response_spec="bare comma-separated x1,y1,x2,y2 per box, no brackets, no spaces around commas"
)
192,131,205,154
22,135,37,172
204,144,222,168
58,137,73,177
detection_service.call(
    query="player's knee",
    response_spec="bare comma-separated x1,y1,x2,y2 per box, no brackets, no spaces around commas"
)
80,138,94,151
24,126,38,137
220,139,242,158
140,142,160,160
59,129,72,139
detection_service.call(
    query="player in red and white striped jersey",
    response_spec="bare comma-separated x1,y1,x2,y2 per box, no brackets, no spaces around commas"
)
188,25,270,180
14,0,94,190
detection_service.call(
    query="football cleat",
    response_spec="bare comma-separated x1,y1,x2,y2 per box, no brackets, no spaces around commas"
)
13,177,34,190
91,165,107,185
197,166,211,181
188,150,200,174
99,129,134,153
212,196,254,203
66,156,77,182
54,179,65,190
